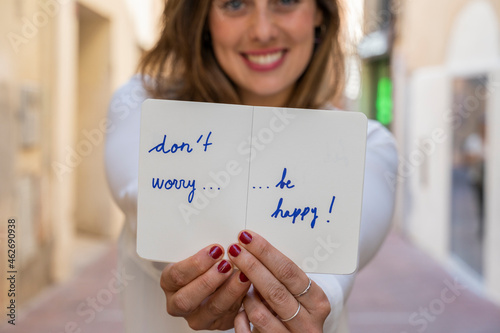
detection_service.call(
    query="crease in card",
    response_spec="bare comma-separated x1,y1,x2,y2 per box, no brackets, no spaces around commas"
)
137,99,367,274
243,108,255,230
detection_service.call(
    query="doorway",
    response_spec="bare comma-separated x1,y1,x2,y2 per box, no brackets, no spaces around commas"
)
75,4,113,236
450,76,488,276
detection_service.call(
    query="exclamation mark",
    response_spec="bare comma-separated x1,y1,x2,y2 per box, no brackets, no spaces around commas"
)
326,196,336,223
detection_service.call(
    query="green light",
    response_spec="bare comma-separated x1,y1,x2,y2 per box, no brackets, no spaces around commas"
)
376,76,393,125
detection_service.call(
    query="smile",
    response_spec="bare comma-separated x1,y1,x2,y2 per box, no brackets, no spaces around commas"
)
241,49,287,71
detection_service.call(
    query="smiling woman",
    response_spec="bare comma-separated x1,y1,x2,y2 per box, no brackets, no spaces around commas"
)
139,0,345,109
208,0,322,106
105,0,398,332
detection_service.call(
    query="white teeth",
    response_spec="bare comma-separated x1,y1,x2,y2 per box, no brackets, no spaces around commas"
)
246,51,283,65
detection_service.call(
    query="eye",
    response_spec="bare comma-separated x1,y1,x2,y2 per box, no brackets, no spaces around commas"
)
277,0,299,6
274,0,300,11
221,0,245,11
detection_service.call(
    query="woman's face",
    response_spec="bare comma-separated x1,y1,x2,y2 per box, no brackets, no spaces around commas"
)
208,0,322,106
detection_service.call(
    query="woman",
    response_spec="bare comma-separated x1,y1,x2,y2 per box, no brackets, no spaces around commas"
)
105,0,398,332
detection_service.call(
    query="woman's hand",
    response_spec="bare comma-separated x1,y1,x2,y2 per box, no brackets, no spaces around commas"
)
231,231,331,333
160,244,251,330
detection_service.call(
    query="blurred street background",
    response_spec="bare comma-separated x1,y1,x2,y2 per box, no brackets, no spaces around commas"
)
1,0,500,332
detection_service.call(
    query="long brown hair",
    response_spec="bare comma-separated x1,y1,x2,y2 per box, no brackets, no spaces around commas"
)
139,0,345,109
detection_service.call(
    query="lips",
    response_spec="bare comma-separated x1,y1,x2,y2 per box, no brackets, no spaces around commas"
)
241,49,287,71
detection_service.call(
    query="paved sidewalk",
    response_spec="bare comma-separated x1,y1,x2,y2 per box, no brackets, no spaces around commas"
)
0,242,124,333
348,232,500,333
1,230,500,333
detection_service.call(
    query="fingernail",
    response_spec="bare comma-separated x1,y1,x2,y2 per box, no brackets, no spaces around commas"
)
218,260,231,274
229,244,241,257
239,272,249,283
209,246,223,260
239,231,253,245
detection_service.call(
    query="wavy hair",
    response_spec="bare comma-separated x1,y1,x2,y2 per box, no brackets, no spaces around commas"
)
139,0,345,109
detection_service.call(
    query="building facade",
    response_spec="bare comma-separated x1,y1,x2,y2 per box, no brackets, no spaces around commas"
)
384,0,500,303
0,0,161,310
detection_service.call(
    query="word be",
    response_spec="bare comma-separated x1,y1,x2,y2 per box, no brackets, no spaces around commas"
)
276,168,295,189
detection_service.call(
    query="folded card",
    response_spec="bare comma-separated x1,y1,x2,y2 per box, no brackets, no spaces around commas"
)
137,99,367,274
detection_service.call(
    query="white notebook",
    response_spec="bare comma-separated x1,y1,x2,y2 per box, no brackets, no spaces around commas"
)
137,99,367,274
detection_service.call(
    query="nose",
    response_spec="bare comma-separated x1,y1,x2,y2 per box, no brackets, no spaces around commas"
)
248,6,278,43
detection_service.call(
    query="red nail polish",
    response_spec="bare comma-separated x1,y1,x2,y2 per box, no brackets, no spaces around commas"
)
239,231,253,245
229,244,241,257
209,246,223,260
239,272,249,283
218,260,231,273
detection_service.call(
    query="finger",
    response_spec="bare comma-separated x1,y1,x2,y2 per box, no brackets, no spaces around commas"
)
161,244,224,292
237,231,329,315
235,309,252,333
228,243,304,323
254,288,276,317
237,230,310,297
242,288,288,333
188,271,251,328
167,260,233,316
238,230,328,311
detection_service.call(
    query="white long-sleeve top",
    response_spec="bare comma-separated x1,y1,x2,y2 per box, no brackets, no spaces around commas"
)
105,75,398,333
